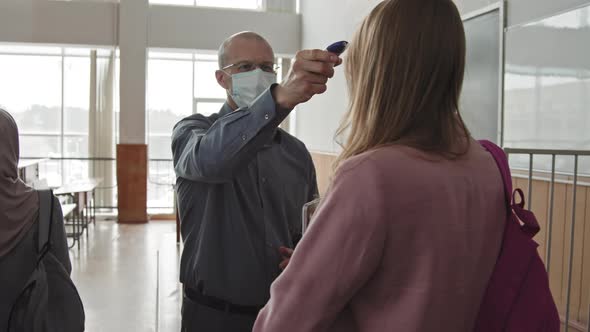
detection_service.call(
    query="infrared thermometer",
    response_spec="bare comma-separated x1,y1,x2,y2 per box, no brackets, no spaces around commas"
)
326,41,349,55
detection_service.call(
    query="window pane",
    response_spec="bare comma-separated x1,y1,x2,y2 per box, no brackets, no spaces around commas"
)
196,0,260,9
0,55,62,135
63,160,90,184
196,102,224,116
64,135,89,158
147,58,192,161
39,160,62,188
148,59,193,128
19,135,60,158
148,136,173,160
195,61,226,99
148,159,175,212
64,56,90,135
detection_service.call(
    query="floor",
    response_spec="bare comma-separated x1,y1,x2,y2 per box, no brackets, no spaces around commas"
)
69,220,182,332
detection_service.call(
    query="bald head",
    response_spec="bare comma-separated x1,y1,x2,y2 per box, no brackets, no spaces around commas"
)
218,31,274,69
215,32,276,110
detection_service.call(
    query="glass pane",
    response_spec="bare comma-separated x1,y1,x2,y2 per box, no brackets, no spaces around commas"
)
148,135,173,160
196,102,224,116
19,135,60,158
0,55,62,135
504,4,590,175
461,10,500,142
195,61,226,99
148,59,193,140
150,0,194,6
64,56,90,135
196,0,260,10
147,58,191,163
505,5,590,151
148,159,175,211
39,160,62,188
537,7,590,29
64,135,89,158
63,160,90,184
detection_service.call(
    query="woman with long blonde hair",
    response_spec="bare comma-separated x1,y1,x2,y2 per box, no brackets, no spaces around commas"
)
253,0,506,330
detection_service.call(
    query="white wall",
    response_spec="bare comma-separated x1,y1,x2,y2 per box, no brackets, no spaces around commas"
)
149,5,301,54
0,1,301,54
296,0,381,153
0,0,117,46
297,0,590,153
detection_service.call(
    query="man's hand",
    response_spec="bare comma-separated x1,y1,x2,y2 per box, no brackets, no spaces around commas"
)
278,246,294,270
272,49,342,110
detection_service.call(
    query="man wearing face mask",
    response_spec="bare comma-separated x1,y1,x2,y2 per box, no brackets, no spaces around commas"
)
171,32,341,331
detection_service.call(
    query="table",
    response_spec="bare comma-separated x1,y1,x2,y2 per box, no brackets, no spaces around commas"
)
18,159,47,185
55,178,102,249
60,203,78,249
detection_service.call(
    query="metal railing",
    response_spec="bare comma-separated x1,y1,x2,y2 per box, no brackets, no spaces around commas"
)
147,158,176,214
504,148,590,332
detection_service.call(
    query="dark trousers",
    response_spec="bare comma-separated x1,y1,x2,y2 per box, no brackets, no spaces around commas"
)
181,295,256,332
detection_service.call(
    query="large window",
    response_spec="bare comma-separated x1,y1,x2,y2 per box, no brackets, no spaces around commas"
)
147,51,226,213
147,52,226,161
147,58,193,160
0,53,62,142
0,45,116,192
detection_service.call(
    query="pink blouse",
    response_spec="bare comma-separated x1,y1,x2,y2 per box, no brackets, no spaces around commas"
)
254,141,506,332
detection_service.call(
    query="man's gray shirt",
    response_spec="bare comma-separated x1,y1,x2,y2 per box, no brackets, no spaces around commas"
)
172,86,318,306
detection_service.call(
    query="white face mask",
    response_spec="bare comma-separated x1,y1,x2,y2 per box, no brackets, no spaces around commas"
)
229,68,277,109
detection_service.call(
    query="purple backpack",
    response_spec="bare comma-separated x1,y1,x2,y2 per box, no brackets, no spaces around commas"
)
475,140,560,331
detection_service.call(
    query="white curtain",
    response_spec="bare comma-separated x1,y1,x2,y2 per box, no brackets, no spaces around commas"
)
89,50,116,208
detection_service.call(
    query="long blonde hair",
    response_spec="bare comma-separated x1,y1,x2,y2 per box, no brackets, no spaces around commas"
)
334,0,470,171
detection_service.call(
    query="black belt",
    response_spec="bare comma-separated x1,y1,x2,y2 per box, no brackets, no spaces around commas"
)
184,286,263,317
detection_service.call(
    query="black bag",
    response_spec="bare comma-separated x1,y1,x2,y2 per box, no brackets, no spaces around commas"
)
7,190,85,332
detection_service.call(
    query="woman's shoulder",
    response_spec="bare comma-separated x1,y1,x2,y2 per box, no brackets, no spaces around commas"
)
330,145,419,199
337,144,426,176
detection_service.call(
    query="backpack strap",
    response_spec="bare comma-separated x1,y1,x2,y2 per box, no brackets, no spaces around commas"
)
37,189,54,257
479,140,540,238
478,140,513,202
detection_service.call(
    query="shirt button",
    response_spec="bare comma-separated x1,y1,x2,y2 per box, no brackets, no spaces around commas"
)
264,114,269,120
262,177,267,183
241,134,247,141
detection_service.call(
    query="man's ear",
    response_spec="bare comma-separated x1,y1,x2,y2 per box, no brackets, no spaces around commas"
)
216,70,230,90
